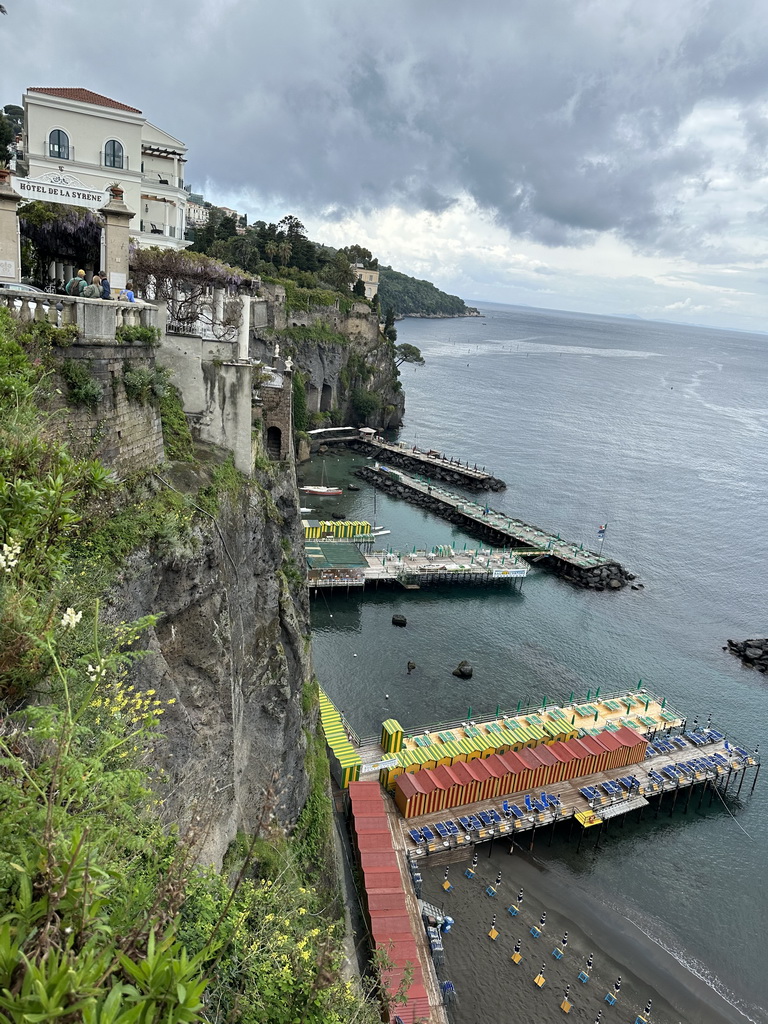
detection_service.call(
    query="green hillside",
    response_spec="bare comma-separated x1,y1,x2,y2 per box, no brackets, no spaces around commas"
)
377,265,475,317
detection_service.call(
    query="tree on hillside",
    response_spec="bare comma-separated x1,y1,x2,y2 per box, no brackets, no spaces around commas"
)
383,308,397,343
276,239,293,267
264,239,278,265
353,278,366,297
277,215,307,241
0,110,13,161
324,250,355,291
342,244,378,269
395,343,425,367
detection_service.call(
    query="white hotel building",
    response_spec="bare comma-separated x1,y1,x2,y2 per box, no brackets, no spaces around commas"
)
17,87,190,249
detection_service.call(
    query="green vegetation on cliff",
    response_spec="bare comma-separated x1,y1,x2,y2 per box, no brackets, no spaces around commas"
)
377,265,473,317
0,307,385,1024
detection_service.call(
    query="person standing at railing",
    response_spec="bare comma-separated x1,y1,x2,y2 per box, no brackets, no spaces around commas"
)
98,271,111,300
65,269,86,296
82,275,102,298
118,280,135,302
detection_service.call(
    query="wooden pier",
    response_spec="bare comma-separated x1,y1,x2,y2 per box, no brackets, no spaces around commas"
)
397,736,760,860
356,464,633,590
351,435,506,492
307,541,528,591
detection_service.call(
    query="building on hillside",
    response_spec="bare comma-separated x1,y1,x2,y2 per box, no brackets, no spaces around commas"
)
186,194,209,229
16,88,190,250
218,206,247,234
352,262,379,300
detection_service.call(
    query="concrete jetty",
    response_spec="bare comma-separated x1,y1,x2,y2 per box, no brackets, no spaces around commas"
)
355,463,634,590
349,434,506,492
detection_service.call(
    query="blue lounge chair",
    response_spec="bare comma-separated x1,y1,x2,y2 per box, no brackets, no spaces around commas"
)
502,799,512,816
524,795,534,811
478,810,493,827
708,729,724,741
408,829,423,844
579,786,598,801
545,794,561,807
533,798,547,813
434,821,450,839
458,816,473,831
445,819,460,835
421,825,435,842
509,804,524,819
469,814,483,830
489,808,502,823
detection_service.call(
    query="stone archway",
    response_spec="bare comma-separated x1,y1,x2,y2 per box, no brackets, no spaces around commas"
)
266,425,282,460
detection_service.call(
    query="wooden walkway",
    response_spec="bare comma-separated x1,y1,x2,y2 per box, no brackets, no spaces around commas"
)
365,464,622,573
360,436,500,487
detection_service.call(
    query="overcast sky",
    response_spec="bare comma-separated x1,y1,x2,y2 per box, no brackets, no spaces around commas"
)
3,0,768,330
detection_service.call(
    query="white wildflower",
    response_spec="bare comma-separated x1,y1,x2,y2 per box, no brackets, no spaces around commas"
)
61,607,83,630
86,660,107,683
0,538,21,573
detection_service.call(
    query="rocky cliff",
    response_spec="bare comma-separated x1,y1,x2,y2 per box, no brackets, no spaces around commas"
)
251,296,405,430
103,459,312,869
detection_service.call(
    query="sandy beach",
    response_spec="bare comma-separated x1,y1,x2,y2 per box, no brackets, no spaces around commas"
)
420,844,746,1024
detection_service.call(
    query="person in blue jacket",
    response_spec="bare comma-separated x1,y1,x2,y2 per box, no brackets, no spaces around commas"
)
98,271,111,299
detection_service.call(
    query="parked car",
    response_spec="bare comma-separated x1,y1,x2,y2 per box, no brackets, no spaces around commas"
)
0,281,45,293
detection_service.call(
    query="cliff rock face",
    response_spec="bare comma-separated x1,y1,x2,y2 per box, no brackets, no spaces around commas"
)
105,464,311,868
251,300,405,429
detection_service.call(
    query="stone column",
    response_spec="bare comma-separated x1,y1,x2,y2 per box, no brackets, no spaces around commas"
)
237,292,251,361
0,172,22,283
99,185,135,292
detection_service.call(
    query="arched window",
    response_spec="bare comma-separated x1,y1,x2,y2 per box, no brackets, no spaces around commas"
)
104,139,124,169
48,129,69,160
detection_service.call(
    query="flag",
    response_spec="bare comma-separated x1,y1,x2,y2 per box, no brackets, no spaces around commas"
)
597,523,607,538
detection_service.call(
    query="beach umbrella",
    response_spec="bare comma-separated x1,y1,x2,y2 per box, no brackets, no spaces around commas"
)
514,939,521,955
561,931,568,950
539,912,547,929
595,687,601,698
569,691,574,703
444,867,450,882
586,953,594,971
472,852,478,869
542,696,547,709
563,985,570,1002
517,888,524,905
643,998,652,1017
661,697,666,708
594,711,599,723
571,715,576,725
614,976,622,996
495,871,502,887
594,1013,602,1024
517,701,522,714
467,707,472,720
496,705,501,718
586,689,591,700
490,915,497,929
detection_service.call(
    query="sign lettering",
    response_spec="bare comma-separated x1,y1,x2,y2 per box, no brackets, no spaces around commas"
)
12,175,107,210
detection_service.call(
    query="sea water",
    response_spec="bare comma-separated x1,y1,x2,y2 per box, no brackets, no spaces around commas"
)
309,302,768,1021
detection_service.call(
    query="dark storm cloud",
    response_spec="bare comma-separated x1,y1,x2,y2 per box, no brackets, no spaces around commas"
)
5,0,768,254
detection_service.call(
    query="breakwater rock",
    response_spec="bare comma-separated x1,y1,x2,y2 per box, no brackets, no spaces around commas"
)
355,465,633,591
349,440,506,492
726,638,768,672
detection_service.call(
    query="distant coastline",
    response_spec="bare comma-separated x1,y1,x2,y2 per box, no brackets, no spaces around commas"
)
398,308,481,319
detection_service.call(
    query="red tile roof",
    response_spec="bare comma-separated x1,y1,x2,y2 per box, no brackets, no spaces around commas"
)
28,88,142,114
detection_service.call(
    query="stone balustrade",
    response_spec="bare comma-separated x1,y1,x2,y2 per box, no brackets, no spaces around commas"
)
0,290,158,341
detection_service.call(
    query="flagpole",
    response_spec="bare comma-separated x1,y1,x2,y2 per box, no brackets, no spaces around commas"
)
599,522,608,557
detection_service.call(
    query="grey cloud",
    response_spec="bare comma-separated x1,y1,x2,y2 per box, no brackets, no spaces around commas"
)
5,0,768,256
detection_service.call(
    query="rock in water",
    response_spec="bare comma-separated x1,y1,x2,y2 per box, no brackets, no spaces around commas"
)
453,660,473,679
392,614,407,627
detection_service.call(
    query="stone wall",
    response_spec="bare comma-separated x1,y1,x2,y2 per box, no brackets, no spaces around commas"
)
725,638,768,672
49,339,165,474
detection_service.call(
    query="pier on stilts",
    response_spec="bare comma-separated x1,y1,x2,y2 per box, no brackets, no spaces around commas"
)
355,463,634,590
322,687,760,861
306,541,529,592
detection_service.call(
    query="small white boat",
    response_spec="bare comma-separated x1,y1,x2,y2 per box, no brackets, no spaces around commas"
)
300,507,315,514
371,527,390,537
300,463,343,496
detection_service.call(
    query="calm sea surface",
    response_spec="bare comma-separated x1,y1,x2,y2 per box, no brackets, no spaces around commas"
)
308,303,768,1021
